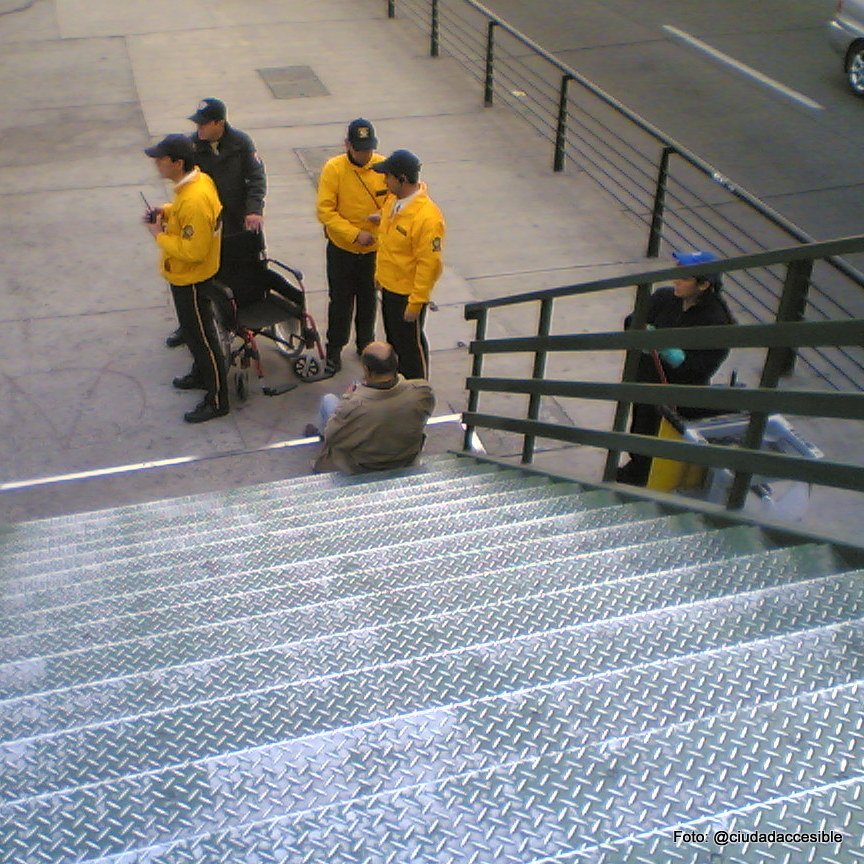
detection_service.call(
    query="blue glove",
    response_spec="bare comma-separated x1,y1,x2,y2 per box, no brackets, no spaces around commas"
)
659,347,685,368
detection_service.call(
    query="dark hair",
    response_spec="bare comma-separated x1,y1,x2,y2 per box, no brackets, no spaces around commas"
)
694,272,723,293
362,345,399,376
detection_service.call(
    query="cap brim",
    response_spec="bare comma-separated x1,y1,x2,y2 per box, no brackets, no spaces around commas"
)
144,145,164,158
370,161,390,174
188,112,207,123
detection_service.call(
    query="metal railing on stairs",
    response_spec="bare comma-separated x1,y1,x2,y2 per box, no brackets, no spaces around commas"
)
462,236,864,511
385,0,864,390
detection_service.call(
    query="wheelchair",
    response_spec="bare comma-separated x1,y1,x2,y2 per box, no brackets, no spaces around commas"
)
207,250,328,401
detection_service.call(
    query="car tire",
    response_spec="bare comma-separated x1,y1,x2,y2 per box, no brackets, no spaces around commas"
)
846,42,864,96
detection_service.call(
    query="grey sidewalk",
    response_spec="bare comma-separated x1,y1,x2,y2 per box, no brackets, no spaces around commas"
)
0,0,857,536
0,0,647,521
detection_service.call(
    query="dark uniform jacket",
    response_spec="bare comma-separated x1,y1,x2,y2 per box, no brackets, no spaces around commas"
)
191,124,266,242
628,286,735,387
625,286,735,422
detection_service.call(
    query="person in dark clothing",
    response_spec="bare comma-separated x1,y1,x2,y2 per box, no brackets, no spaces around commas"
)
166,98,267,348
616,250,736,486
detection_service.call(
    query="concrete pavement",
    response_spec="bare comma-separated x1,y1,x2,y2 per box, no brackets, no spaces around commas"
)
0,0,859,537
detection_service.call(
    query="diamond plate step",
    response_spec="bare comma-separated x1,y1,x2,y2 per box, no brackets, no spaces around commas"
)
0,464,530,570
0,549,854,806
0,489,623,619
0,476,564,590
0,512,715,667
567,777,862,863
2,483,608,593
0,455,493,547
44,677,863,864
0,499,656,638
2,584,860,862
0,510,744,730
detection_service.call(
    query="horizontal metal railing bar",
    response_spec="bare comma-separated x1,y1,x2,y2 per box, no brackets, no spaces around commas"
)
464,235,864,314
466,377,864,421
464,413,864,492
400,0,864,287
470,319,864,354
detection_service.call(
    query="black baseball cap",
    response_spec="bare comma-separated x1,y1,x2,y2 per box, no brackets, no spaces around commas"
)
372,149,421,182
144,133,195,162
347,118,378,151
188,98,227,124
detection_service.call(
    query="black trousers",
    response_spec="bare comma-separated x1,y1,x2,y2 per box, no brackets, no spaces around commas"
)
170,280,228,411
381,288,429,380
325,242,377,360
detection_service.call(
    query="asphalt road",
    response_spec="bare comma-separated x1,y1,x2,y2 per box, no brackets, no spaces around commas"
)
478,0,864,242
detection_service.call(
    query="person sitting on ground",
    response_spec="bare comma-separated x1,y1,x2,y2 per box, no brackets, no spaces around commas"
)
307,341,435,474
616,250,736,486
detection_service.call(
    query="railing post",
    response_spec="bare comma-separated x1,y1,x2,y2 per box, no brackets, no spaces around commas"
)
388,0,395,18
553,75,572,172
647,146,673,258
521,298,554,463
431,0,440,57
484,21,496,106
463,309,488,451
603,282,653,481
726,258,814,510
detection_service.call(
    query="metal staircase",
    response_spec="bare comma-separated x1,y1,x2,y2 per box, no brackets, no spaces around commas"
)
1,453,863,863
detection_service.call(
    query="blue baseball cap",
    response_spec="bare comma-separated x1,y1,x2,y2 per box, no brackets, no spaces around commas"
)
673,250,718,267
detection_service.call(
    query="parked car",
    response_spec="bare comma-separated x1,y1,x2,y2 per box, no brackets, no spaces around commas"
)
829,0,864,95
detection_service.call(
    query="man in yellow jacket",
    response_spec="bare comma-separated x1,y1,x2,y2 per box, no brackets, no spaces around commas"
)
372,149,445,380
144,134,228,423
316,118,388,375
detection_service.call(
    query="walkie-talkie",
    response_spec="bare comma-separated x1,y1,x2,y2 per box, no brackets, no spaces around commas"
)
140,192,157,223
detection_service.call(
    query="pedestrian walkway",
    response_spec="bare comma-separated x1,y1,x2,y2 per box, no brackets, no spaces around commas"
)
0,0,649,521
0,0,858,537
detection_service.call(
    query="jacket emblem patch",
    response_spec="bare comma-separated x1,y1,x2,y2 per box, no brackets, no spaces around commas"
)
432,236,442,252
182,224,195,239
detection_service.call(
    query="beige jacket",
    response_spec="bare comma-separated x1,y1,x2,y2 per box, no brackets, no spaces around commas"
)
313,376,436,474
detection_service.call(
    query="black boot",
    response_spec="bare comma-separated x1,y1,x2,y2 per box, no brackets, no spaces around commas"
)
166,326,185,348
184,399,229,424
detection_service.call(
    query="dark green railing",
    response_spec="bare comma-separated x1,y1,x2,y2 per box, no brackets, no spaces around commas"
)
463,236,864,510
386,0,864,389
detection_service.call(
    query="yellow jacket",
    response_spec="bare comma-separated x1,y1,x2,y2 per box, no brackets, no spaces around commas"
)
156,168,222,285
375,183,445,314
316,153,388,253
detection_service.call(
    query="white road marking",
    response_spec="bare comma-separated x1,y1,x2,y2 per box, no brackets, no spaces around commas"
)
0,414,465,491
663,25,824,110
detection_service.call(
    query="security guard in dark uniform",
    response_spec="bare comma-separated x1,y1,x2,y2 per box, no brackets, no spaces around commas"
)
166,98,267,347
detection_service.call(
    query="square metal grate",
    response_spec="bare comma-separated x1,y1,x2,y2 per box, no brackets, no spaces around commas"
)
258,66,329,99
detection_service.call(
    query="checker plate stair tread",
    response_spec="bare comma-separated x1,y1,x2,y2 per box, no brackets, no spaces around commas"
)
0,453,862,864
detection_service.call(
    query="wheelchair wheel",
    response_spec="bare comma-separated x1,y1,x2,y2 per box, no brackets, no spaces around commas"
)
269,317,301,358
236,370,249,402
293,352,325,382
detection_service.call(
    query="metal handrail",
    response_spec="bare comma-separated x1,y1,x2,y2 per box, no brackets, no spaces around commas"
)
387,0,864,290
465,235,864,313
462,235,864,511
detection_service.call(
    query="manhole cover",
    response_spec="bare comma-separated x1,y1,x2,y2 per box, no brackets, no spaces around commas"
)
258,66,329,99
295,146,343,185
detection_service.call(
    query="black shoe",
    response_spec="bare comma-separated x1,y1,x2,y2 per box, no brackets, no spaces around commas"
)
303,423,321,438
615,460,649,487
172,373,205,390
184,399,229,424
325,358,341,376
166,327,185,348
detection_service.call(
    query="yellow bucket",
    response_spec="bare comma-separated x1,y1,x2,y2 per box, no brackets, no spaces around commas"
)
646,417,706,492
